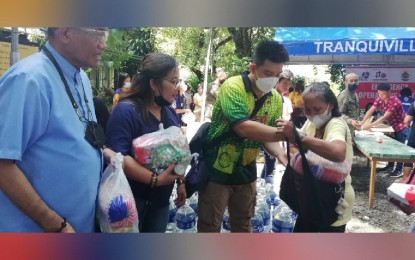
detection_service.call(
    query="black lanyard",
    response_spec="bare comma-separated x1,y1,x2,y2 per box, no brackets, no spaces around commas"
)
42,46,106,150
42,46,91,122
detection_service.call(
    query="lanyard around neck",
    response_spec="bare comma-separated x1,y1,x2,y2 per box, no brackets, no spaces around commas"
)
42,46,90,121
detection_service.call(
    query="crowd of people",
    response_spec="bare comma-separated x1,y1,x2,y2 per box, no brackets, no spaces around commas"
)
1,27,414,233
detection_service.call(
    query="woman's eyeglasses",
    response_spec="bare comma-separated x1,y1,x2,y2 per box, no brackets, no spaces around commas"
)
164,79,182,90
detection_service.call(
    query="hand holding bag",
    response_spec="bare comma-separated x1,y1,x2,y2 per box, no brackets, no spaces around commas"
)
98,153,139,233
279,127,345,229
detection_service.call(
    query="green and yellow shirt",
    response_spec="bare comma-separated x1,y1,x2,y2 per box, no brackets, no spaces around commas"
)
205,74,282,185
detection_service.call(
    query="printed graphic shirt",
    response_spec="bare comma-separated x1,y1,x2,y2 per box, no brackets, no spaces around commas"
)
373,95,406,132
205,75,282,185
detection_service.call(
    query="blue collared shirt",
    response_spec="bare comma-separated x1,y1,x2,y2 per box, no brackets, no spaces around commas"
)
0,42,102,232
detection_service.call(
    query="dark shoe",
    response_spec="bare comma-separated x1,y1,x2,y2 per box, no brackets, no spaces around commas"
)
378,164,394,172
389,170,403,178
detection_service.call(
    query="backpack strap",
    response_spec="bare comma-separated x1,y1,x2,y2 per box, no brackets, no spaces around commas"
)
206,74,272,149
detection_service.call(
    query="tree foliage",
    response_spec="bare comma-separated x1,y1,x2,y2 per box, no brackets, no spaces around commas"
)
326,64,346,90
155,27,276,86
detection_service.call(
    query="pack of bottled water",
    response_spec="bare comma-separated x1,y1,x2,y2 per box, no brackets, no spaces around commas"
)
166,197,178,233
256,195,271,232
221,207,231,233
251,206,264,233
271,203,296,233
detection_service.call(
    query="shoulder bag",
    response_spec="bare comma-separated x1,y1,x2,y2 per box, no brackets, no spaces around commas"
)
279,127,345,228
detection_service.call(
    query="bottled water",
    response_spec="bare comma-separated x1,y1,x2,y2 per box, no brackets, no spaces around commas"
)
166,197,177,233
188,192,198,216
265,183,278,210
251,206,264,233
408,221,415,233
221,207,231,233
175,200,196,233
256,196,271,232
272,209,294,233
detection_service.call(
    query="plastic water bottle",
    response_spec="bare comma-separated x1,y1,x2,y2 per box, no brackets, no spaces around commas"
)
251,206,264,233
257,196,271,232
188,192,198,216
175,200,196,233
265,183,278,210
166,197,177,233
272,210,294,233
221,207,231,233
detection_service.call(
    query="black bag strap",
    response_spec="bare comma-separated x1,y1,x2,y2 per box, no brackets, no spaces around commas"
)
206,74,272,150
285,127,311,175
42,47,92,121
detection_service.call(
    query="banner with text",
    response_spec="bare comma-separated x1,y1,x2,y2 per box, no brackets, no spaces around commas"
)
346,66,415,109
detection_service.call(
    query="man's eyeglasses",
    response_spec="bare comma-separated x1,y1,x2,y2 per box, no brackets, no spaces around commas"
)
78,28,109,44
164,79,182,90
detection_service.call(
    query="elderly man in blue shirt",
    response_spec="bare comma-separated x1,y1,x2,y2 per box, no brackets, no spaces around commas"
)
0,28,108,232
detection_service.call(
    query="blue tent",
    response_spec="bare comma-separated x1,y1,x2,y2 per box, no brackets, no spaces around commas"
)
274,27,415,65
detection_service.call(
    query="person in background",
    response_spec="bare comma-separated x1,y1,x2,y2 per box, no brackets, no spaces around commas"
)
261,70,293,179
358,83,409,178
337,73,360,136
275,82,355,232
112,72,132,109
399,87,415,114
289,79,307,128
205,69,227,122
172,82,192,126
193,84,205,122
0,27,109,232
184,82,194,111
197,40,289,233
277,70,294,121
104,53,186,233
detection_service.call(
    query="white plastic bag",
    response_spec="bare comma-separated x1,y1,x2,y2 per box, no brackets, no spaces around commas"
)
290,150,351,184
132,124,192,175
98,153,139,233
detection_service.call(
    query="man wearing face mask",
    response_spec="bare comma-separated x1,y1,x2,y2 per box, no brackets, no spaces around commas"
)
337,73,360,136
197,40,289,233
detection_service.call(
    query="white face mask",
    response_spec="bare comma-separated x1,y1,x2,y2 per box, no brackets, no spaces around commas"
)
255,73,279,94
306,105,332,129
123,82,131,89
